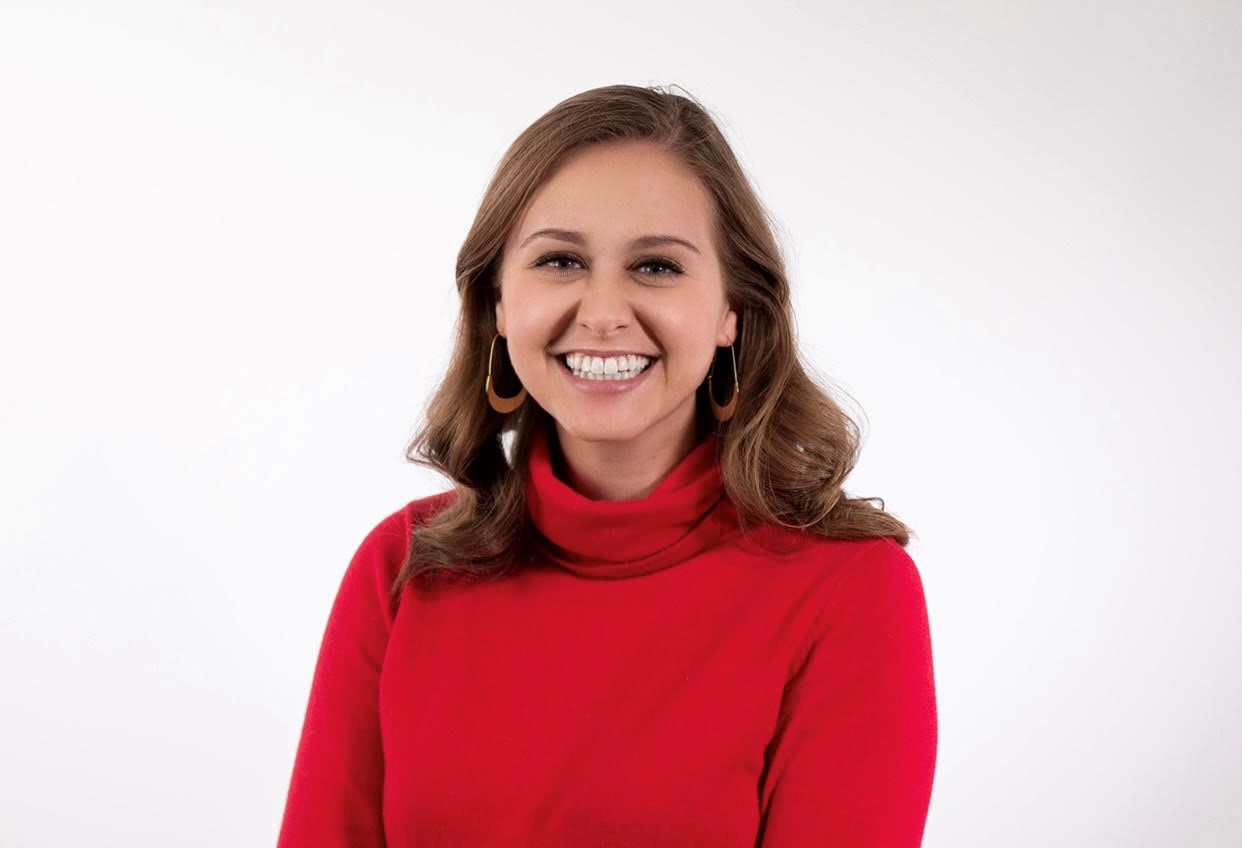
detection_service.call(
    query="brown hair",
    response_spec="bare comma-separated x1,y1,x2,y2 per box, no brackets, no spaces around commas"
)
396,83,912,596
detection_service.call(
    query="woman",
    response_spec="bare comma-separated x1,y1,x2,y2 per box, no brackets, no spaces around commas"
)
277,84,937,847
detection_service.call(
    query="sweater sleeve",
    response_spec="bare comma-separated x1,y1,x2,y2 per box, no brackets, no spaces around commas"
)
758,539,938,847
276,507,410,848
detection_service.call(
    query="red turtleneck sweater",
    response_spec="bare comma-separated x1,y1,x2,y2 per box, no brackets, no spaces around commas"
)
276,427,937,846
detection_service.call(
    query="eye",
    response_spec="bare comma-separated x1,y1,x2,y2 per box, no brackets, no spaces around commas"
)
635,257,684,276
532,252,684,277
533,252,583,273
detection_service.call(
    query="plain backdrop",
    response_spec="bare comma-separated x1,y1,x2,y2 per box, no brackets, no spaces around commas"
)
2,1,1239,846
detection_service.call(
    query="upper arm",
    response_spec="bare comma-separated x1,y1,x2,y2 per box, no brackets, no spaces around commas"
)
276,507,410,848
758,539,938,847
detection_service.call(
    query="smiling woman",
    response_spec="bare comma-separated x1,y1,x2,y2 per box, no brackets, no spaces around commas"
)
494,140,738,494
276,84,937,847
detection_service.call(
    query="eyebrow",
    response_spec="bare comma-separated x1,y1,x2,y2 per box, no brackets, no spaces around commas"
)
518,228,701,255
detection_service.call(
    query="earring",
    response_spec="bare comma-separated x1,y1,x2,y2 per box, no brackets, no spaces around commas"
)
708,343,739,422
486,333,528,413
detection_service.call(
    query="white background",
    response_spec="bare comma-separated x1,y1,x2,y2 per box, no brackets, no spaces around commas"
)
2,1,1239,845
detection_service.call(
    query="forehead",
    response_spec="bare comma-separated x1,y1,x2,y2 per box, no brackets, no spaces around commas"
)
509,141,714,249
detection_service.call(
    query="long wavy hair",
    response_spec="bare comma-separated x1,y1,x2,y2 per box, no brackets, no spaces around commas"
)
396,83,912,595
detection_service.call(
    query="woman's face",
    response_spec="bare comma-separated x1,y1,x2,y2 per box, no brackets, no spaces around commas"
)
495,140,737,449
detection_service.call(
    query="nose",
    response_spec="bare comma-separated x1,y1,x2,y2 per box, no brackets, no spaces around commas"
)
576,271,632,335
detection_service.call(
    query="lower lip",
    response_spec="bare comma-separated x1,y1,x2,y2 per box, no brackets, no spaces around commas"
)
555,356,657,394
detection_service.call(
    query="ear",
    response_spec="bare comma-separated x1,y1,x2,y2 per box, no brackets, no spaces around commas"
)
495,295,507,337
717,305,738,347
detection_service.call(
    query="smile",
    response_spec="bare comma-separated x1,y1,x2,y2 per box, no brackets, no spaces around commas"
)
561,352,653,380
554,353,657,392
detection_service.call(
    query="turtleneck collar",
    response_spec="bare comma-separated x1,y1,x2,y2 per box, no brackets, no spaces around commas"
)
523,422,733,579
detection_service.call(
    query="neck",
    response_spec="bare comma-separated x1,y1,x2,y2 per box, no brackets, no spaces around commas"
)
551,406,706,501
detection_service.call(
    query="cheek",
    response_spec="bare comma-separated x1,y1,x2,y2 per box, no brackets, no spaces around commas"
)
659,314,718,367
502,295,561,371
511,320,555,355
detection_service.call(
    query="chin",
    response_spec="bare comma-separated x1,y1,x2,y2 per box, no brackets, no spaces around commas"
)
554,416,650,445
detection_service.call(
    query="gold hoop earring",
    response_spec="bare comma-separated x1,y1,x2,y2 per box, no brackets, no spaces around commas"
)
486,334,528,413
707,343,739,422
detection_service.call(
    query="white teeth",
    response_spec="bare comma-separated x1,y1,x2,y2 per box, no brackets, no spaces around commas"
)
562,352,652,380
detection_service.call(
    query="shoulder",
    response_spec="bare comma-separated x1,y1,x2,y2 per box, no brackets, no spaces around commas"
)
805,536,928,623
825,537,926,599
394,489,460,535
361,489,459,543
739,519,924,595
776,536,931,677
339,489,460,597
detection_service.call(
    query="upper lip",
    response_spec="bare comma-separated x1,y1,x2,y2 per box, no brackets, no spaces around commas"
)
553,349,659,358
